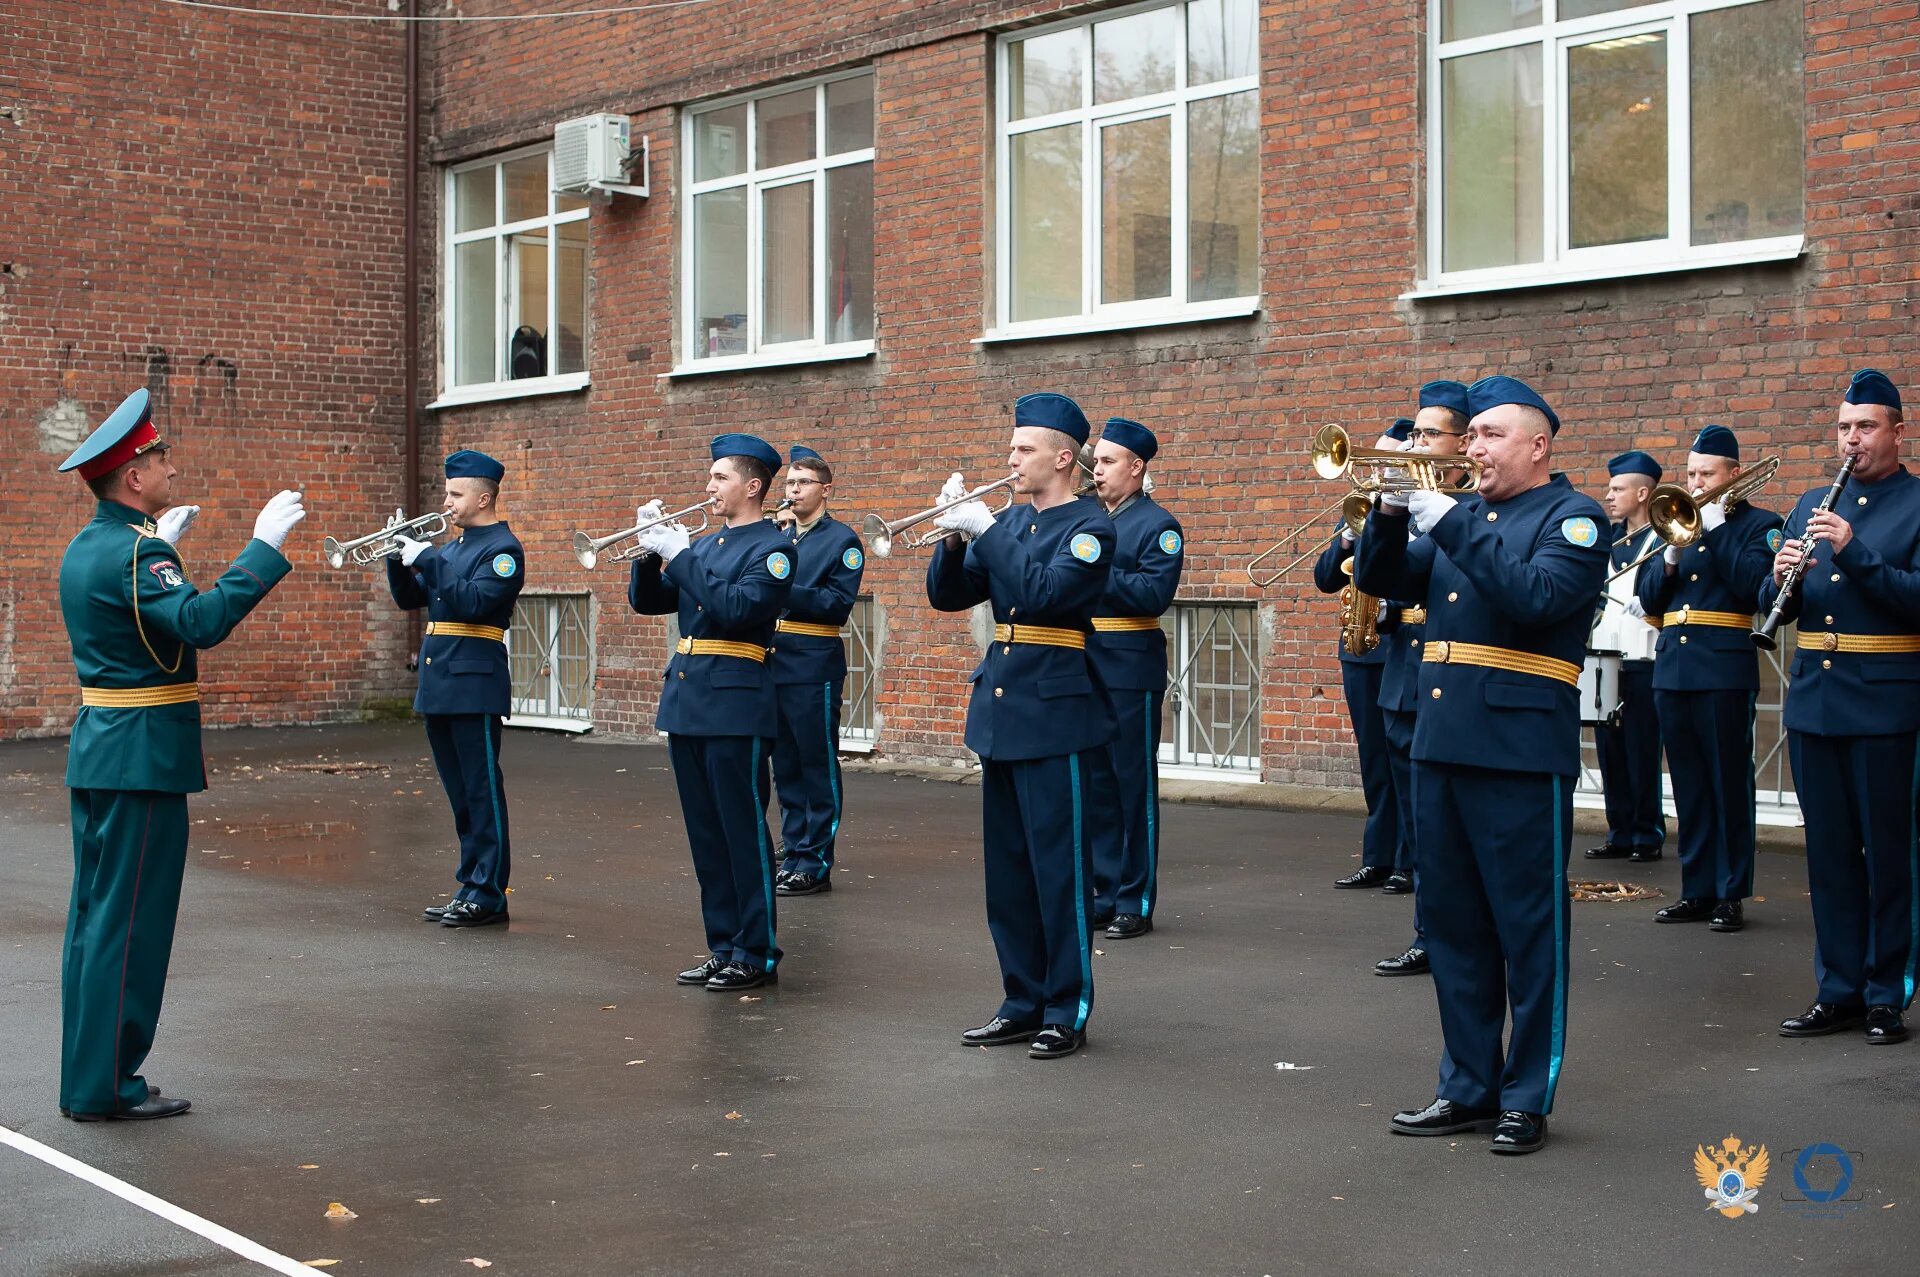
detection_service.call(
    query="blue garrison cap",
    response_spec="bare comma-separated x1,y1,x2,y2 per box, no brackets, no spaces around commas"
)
1418,380,1470,417
1101,417,1158,461
711,432,782,471
1845,368,1902,412
1385,418,1414,443
1692,425,1739,461
789,445,825,466
59,388,164,478
1014,392,1091,445
1467,374,1560,435
1607,450,1663,481
444,449,505,482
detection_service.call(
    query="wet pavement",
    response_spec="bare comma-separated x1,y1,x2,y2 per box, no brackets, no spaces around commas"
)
0,723,1914,1276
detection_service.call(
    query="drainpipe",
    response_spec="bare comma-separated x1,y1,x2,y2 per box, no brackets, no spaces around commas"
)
403,0,422,664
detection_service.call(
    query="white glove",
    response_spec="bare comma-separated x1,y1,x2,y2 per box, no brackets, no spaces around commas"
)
1339,527,1357,547
394,534,430,567
654,521,692,563
251,489,306,551
938,472,968,504
1379,491,1410,513
1698,499,1727,532
635,498,664,528
1623,597,1647,620
934,499,996,539
1663,543,1681,566
155,505,200,546
1406,489,1457,534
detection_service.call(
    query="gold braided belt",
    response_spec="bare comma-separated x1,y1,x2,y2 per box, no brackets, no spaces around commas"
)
775,619,843,638
991,623,1087,650
1397,607,1429,626
1660,607,1752,630
1422,641,1581,687
80,682,201,708
425,621,507,642
676,636,769,663
1802,632,1920,654
1090,617,1162,633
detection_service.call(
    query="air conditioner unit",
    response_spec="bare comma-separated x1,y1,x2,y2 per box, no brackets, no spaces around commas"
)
552,113,648,198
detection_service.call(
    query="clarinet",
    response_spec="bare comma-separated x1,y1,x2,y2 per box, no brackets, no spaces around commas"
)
1752,454,1857,651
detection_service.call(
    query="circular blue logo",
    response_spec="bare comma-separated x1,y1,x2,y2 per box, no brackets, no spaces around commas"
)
492,553,517,578
1793,1143,1853,1203
1159,529,1183,555
1070,532,1102,563
766,551,792,580
1767,528,1784,554
843,546,864,570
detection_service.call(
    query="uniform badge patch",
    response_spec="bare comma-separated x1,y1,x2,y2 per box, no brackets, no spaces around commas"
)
1159,529,1183,555
1766,528,1784,553
492,553,517,578
147,560,186,590
842,546,864,571
767,551,793,579
1070,533,1103,564
1561,517,1599,548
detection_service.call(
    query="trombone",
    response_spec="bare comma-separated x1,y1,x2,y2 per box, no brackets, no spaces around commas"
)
322,511,449,569
1604,456,1779,583
862,475,1017,558
1244,492,1374,587
572,499,715,568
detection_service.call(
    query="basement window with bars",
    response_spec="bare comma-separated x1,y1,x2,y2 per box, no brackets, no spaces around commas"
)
987,0,1262,342
676,70,876,375
505,593,594,732
1159,602,1261,777
1418,0,1805,297
438,145,590,405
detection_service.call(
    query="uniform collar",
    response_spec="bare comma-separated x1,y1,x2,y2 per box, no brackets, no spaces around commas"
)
1106,492,1144,521
1480,472,1570,511
1851,462,1912,494
793,510,829,538
97,499,158,534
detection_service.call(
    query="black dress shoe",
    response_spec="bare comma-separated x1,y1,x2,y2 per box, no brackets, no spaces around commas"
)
1655,897,1715,923
1028,1025,1084,1058
1584,842,1631,860
776,870,831,896
440,900,508,928
1106,914,1151,939
706,962,775,992
1628,846,1664,863
1389,1097,1500,1136
1334,865,1392,889
1374,946,1430,976
1490,1110,1547,1154
1780,1001,1865,1037
676,955,727,986
421,900,456,920
1380,870,1414,894
1092,911,1117,931
69,1095,191,1122
1865,1005,1909,1044
62,1083,158,1119
960,1016,1039,1046
1709,900,1745,932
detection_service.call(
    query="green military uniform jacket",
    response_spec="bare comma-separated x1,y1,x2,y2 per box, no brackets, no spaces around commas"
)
59,500,291,793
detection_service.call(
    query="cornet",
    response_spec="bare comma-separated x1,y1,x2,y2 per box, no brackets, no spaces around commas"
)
1604,456,1779,584
322,511,449,569
862,475,1017,558
572,499,716,568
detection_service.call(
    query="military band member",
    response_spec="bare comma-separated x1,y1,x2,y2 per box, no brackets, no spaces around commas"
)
57,388,304,1120
927,393,1114,1058
388,450,525,929
1633,427,1780,931
631,434,793,992
1587,451,1667,865
1084,417,1183,939
1765,369,1920,1045
770,445,866,897
1318,419,1412,894
1355,375,1607,1155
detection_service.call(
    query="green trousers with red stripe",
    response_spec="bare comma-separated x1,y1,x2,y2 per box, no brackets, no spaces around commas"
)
61,788,189,1117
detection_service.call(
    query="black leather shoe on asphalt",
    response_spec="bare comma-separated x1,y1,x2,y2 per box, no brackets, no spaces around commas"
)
1709,900,1745,932
1490,1110,1548,1154
1389,1098,1500,1136
960,1016,1039,1046
421,900,456,920
1334,865,1391,889
1106,914,1151,939
776,871,831,896
69,1094,191,1122
1027,1025,1084,1059
63,1083,158,1119
1584,842,1631,860
1628,846,1664,863
1865,1005,1909,1044
1374,946,1430,976
677,955,727,986
1380,870,1413,894
706,962,775,992
440,900,508,928
1655,897,1714,924
1779,1001,1865,1037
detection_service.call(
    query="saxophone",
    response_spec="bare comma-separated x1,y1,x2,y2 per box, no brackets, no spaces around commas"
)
1338,556,1381,656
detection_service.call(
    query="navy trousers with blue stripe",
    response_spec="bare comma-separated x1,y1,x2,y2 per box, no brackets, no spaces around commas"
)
1789,730,1920,1010
1342,659,1405,869
772,679,844,877
1090,690,1164,920
1414,761,1572,1115
1382,707,1424,948
425,713,510,911
1657,688,1754,901
669,734,781,972
1596,664,1665,852
981,751,1099,1030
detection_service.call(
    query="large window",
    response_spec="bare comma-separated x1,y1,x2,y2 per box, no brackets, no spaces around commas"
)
680,71,875,372
992,0,1261,338
443,147,590,400
1426,0,1804,292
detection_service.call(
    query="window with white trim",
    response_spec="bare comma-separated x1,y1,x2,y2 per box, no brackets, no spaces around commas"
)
993,0,1261,337
1426,0,1804,292
682,71,875,368
444,147,590,396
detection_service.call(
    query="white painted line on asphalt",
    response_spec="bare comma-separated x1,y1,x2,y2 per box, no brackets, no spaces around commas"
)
0,1125,316,1275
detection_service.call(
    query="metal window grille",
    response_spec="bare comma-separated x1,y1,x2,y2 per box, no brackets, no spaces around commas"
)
1160,602,1260,774
506,593,594,730
840,595,879,748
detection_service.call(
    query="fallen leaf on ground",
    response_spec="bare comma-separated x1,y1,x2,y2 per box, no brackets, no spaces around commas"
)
625,1059,646,1066
601,1005,617,1011
725,1111,743,1120
416,1198,441,1204
298,1164,319,1170
462,1261,493,1269
323,1202,356,1220
740,995,761,1003
302,1262,339,1269
1273,1062,1314,1071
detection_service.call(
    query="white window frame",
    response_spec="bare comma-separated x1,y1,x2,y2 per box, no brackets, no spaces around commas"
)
671,69,877,378
504,591,596,734
984,0,1262,343
1159,601,1262,781
1414,0,1805,299
434,144,592,408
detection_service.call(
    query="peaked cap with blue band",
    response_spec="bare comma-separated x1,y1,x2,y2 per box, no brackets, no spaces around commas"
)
59,388,165,479
1845,367,1902,412
789,445,825,465
1607,450,1663,481
1418,380,1471,417
1014,392,1090,445
1466,374,1560,435
710,432,783,471
444,449,505,482
1386,417,1414,443
1691,424,1739,461
1101,416,1158,461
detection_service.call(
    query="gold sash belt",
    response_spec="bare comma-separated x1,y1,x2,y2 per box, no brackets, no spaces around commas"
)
1802,632,1920,654
425,622,507,642
676,637,769,663
80,682,201,708
1090,617,1162,632
991,623,1087,650
1397,607,1428,626
1422,641,1580,687
1660,608,1751,630
775,619,843,638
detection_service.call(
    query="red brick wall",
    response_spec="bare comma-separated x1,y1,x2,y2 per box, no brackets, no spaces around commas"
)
1,1,414,737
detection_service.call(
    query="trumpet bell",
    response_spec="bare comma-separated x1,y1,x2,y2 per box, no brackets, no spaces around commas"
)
861,512,897,559
572,530,603,569
322,536,349,570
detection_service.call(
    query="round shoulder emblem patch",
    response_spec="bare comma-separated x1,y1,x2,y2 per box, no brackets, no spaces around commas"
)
1560,516,1599,549
1766,528,1784,553
1158,528,1183,556
767,551,792,580
1069,532,1103,564
842,546,864,571
492,553,517,578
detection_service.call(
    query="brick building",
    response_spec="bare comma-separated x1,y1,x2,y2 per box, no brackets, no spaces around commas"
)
7,1,1915,815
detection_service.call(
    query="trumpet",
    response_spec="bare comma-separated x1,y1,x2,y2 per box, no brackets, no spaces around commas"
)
767,496,796,529
322,511,449,569
1604,455,1779,583
862,475,1018,558
572,499,715,568
1244,492,1374,587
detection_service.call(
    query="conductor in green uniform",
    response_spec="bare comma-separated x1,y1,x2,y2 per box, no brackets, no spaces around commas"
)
55,388,304,1121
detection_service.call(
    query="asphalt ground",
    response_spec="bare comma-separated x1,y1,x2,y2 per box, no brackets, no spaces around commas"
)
0,723,1913,1276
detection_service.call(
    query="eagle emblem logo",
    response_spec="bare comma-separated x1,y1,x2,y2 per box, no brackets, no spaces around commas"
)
1695,1134,1769,1218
